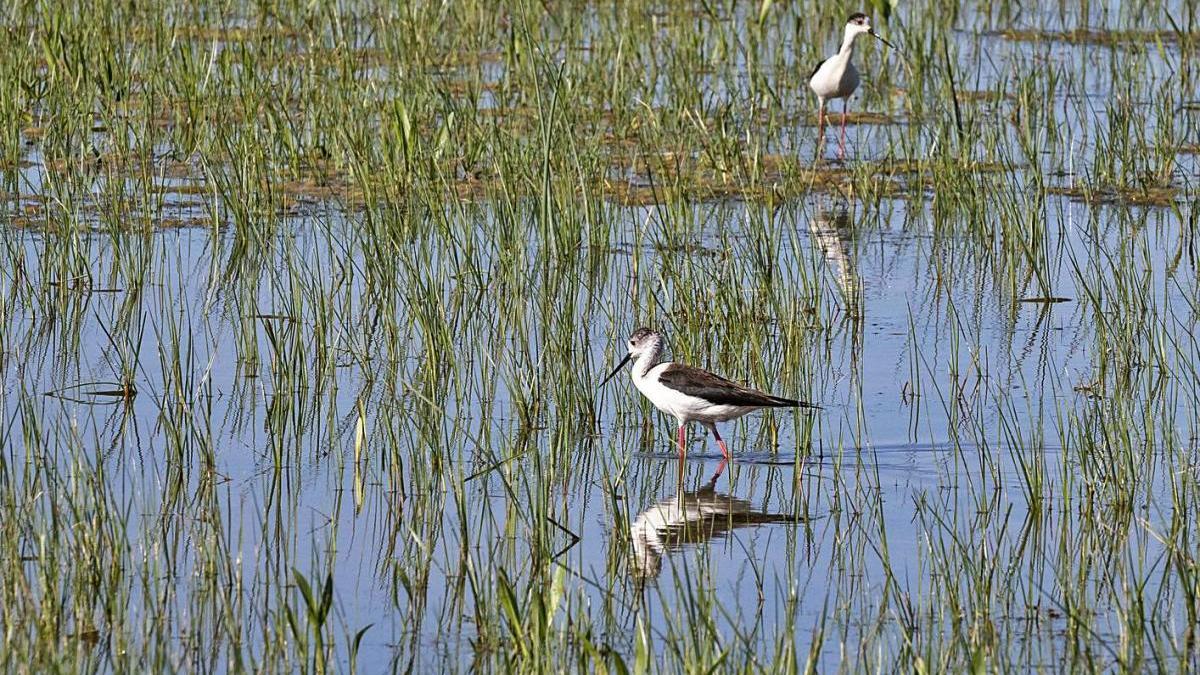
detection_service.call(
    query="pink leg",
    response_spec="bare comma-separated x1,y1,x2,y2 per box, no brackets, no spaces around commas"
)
839,104,848,160
710,425,731,461
816,101,826,159
676,425,686,460
711,457,728,479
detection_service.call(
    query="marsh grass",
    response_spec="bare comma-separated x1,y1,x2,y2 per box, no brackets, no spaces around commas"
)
0,0,1197,671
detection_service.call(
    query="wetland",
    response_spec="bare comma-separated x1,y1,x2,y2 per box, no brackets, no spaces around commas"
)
1,0,1199,671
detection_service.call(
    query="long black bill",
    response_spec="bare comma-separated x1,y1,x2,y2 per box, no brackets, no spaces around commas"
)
869,30,897,51
599,353,632,387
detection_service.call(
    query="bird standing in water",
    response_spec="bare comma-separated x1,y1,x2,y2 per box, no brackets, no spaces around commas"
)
809,13,895,159
600,328,818,462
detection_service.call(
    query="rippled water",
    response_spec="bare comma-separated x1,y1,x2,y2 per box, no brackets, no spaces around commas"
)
4,191,1193,668
4,1,1200,671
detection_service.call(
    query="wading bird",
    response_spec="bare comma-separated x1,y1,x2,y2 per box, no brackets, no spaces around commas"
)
809,12,895,159
600,328,818,462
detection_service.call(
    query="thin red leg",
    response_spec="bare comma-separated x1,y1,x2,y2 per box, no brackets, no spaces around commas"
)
676,425,686,460
711,457,728,480
710,425,731,461
839,104,848,160
816,102,826,159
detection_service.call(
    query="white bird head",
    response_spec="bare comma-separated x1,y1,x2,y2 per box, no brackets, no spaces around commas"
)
846,12,873,35
625,327,662,360
599,327,663,386
844,12,895,49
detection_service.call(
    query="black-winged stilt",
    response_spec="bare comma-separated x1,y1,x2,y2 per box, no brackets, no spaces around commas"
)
809,12,895,159
600,327,818,461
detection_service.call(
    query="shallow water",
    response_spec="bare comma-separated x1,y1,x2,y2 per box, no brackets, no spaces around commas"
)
3,188,1194,669
3,1,1200,672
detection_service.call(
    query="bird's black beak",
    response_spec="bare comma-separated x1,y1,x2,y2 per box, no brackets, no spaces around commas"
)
599,353,632,388
869,29,896,50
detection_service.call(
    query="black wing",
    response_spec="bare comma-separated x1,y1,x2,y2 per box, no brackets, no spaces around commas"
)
658,364,817,408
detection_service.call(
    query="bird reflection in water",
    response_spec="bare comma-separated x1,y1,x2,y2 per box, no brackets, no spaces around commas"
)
630,463,801,579
809,206,860,315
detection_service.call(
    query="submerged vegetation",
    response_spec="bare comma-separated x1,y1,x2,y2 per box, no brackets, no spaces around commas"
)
0,0,1198,671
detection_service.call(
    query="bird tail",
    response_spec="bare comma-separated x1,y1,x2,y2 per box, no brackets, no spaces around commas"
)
769,395,822,410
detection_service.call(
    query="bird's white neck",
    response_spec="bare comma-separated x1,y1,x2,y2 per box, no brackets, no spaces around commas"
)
839,27,862,56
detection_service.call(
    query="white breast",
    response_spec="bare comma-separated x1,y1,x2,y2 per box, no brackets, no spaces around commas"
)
810,56,859,101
